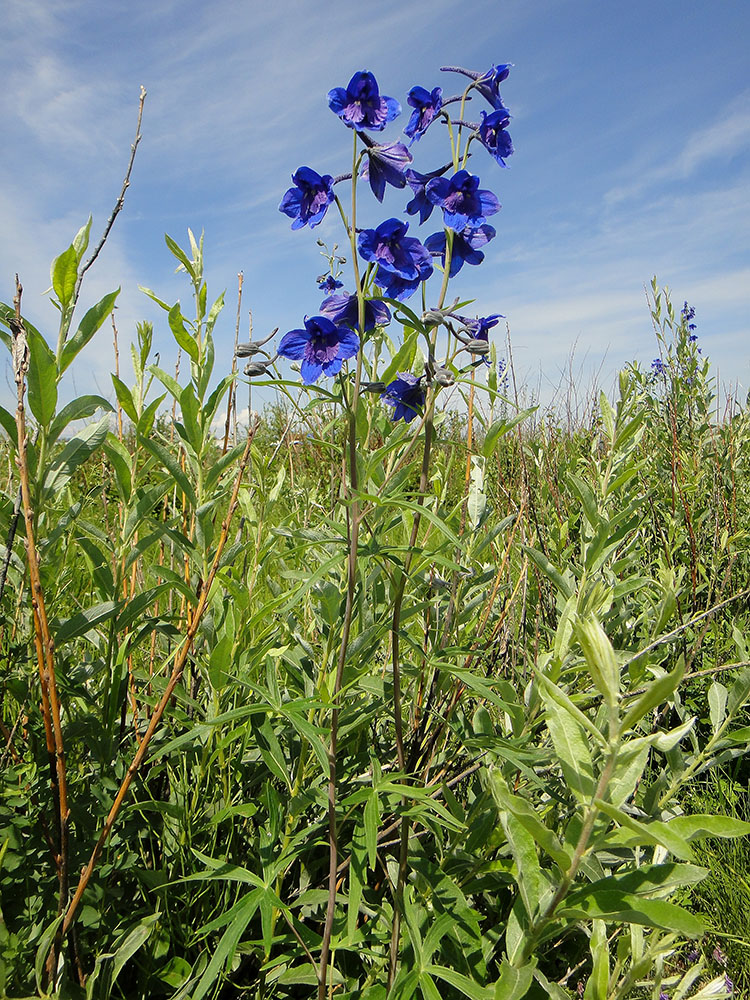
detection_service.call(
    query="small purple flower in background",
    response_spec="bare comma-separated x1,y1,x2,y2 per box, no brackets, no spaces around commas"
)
479,108,514,166
358,218,433,300
278,315,359,384
426,169,500,230
713,946,728,966
424,223,496,277
725,974,734,995
659,991,670,1000
381,372,425,423
686,947,700,963
328,71,401,131
279,167,335,230
404,85,443,144
681,301,697,331
360,140,413,201
651,357,666,376
318,274,344,293
320,291,391,331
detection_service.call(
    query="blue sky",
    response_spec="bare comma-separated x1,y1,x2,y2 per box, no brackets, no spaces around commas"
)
2,0,749,414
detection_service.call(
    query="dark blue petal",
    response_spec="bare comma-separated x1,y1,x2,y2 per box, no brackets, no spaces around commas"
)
278,329,309,359
300,359,323,383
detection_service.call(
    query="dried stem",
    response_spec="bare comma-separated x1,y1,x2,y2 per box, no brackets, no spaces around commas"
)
11,277,71,980
73,86,146,307
222,271,243,455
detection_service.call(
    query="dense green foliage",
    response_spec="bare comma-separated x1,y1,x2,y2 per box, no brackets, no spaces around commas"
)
1,231,749,1000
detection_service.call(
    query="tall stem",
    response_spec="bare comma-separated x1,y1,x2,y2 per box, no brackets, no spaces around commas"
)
318,130,366,1000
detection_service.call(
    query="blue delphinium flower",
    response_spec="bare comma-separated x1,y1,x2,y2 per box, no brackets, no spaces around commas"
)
360,140,413,201
651,357,666,376
320,291,391,331
424,224,496,277
358,218,433,300
318,274,344,293
279,167,335,230
475,64,512,108
441,63,511,109
478,108,514,166
456,313,504,364
381,372,425,422
426,169,500,230
404,85,443,144
278,315,359,384
405,166,450,224
328,71,401,131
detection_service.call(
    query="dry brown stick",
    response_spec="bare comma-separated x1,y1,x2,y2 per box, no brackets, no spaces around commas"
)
11,278,71,981
222,271,243,456
61,426,255,938
73,87,146,306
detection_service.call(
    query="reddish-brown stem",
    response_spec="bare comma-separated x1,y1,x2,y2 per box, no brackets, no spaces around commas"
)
60,428,254,938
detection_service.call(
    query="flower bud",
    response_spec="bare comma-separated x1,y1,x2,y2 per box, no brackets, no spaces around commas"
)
244,360,271,377
432,367,455,387
361,380,387,393
466,339,490,355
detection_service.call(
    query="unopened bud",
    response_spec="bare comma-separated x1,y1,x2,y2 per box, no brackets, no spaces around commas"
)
433,367,455,387
244,361,271,377
361,380,387,393
466,339,490,355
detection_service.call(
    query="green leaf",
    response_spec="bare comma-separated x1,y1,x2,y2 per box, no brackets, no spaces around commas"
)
708,681,729,734
35,914,64,993
558,890,704,937
426,964,495,1000
60,289,120,374
165,233,197,280
26,327,57,427
0,404,18,448
139,434,197,508
73,216,92,260
137,392,166,438
481,409,535,458
500,811,542,921
727,667,750,717
566,863,708,907
523,545,572,599
51,244,78,310
621,657,684,732
544,701,596,803
103,433,132,500
43,414,110,495
168,302,199,362
595,799,694,860
192,892,261,1000
379,327,418,386
667,814,750,842
583,920,608,1000
492,962,535,1000
111,374,139,424
488,771,570,868
55,600,117,645
48,394,113,447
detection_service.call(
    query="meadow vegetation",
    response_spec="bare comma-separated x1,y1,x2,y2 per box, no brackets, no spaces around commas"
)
1,63,749,1000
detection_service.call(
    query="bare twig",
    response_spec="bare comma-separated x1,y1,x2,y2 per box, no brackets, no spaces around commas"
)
222,271,243,455
73,86,147,307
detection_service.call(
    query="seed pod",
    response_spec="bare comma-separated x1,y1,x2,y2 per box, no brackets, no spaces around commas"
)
466,338,490,355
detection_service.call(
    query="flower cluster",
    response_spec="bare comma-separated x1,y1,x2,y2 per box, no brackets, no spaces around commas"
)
274,63,514,419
